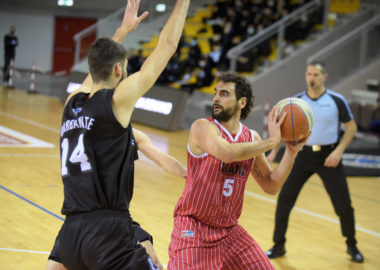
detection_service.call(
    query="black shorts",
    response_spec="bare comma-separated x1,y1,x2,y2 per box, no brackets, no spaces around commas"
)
52,210,156,270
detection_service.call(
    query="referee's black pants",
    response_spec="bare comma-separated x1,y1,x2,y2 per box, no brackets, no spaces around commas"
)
272,145,357,247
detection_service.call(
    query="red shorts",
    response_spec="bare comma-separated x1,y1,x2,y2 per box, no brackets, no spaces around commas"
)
168,216,274,270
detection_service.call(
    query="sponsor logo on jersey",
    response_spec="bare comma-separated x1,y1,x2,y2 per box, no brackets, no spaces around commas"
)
181,230,194,238
72,107,82,116
221,162,247,177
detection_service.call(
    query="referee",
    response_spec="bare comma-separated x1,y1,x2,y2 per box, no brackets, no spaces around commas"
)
266,61,364,263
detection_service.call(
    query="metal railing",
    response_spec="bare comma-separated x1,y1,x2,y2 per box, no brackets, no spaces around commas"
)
227,0,326,71
73,1,168,66
72,0,214,67
73,9,125,65
307,14,380,87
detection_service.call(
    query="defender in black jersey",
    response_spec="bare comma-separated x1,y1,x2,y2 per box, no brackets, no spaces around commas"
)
47,128,187,270
49,0,190,269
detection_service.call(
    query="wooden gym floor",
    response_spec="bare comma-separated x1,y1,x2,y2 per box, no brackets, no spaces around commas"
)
0,87,379,270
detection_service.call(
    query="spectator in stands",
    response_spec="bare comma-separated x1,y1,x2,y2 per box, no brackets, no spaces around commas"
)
158,51,185,85
187,38,202,69
256,24,272,58
236,47,258,73
244,24,256,40
127,49,145,75
180,55,214,93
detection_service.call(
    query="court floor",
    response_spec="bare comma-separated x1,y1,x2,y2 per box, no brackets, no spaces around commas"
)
1,87,379,270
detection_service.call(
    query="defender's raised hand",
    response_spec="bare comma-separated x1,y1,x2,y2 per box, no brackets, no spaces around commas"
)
122,0,149,33
113,0,149,43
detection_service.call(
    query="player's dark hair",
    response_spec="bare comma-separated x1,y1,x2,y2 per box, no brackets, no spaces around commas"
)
217,72,254,120
309,60,327,74
88,38,128,82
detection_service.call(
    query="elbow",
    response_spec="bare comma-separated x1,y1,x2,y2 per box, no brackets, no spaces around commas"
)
262,181,280,195
167,38,178,53
159,36,178,54
264,187,279,196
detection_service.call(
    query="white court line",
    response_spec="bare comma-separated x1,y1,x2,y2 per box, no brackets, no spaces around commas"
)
0,125,55,148
244,190,380,238
0,111,60,133
0,247,49,255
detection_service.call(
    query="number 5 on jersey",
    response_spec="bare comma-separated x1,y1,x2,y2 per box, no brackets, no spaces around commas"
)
61,134,92,176
223,179,234,197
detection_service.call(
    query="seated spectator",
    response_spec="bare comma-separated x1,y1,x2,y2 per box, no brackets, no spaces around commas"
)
127,49,145,75
157,51,185,85
187,38,202,69
180,55,214,94
236,47,258,73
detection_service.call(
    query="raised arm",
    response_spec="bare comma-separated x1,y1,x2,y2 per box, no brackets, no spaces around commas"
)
133,129,187,178
113,0,190,127
65,0,148,105
188,108,284,164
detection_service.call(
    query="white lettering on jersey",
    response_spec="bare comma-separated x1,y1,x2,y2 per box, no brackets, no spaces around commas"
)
60,116,95,136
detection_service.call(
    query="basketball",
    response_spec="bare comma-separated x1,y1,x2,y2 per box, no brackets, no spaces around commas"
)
275,97,314,142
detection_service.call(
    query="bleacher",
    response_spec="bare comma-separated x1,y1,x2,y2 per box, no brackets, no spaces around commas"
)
136,0,368,95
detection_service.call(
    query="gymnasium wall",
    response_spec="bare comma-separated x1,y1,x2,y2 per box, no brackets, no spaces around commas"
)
0,11,54,72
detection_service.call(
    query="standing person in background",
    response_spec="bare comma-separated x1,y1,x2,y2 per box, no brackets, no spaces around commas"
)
265,61,364,263
46,128,187,270
3,25,18,84
168,72,308,269
54,0,190,269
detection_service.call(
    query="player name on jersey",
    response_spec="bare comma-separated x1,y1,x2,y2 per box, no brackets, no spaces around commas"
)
61,116,95,136
221,162,247,177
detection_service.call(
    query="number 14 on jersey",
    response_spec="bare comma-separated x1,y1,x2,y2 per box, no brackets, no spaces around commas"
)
61,134,92,176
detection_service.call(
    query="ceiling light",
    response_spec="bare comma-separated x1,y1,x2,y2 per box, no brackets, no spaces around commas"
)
156,4,166,12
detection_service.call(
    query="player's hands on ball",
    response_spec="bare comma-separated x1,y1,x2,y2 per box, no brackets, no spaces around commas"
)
284,132,311,155
140,240,163,270
268,106,286,144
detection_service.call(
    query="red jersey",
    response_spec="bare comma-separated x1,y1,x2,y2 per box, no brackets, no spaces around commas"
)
174,118,256,228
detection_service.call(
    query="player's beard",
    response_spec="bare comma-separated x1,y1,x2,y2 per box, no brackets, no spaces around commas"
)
212,103,238,122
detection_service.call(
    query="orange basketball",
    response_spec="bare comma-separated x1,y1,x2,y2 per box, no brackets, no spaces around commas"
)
275,97,314,142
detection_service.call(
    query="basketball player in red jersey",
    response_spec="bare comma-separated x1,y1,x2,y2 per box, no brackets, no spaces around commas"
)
168,72,309,270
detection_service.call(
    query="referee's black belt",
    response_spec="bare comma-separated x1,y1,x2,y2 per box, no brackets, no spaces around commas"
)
303,143,337,152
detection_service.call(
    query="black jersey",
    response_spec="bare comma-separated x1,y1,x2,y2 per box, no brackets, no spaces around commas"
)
60,89,136,215
4,34,18,56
